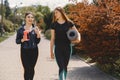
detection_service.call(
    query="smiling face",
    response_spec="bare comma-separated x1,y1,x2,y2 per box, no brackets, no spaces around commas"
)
25,13,34,25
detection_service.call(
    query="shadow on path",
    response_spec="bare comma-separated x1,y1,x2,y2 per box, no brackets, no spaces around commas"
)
67,55,118,80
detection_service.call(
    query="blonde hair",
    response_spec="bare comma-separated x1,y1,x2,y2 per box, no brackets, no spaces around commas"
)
52,7,71,23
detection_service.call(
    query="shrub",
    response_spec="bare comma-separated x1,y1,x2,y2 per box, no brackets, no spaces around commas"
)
67,0,120,78
3,19,14,32
44,29,51,40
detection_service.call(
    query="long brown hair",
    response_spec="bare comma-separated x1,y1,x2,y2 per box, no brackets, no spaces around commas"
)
25,11,34,18
52,7,71,23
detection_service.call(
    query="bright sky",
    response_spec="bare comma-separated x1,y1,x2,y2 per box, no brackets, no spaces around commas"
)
8,0,93,10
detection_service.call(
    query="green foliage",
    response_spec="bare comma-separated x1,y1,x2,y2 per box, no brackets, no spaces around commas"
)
13,24,19,31
44,29,51,40
17,5,50,27
97,61,120,79
93,0,99,6
18,6,36,18
3,19,14,32
8,11,23,25
4,0,11,19
64,4,75,14
36,5,51,15
8,13,14,23
43,12,53,32
35,12,43,22
0,4,6,17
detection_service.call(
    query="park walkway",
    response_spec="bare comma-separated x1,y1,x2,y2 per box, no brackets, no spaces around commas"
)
0,34,118,80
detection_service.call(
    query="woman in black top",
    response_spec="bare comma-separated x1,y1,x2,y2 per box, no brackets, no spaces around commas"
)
50,7,79,80
16,12,41,80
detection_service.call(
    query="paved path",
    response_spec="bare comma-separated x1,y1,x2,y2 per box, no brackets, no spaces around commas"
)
0,34,118,80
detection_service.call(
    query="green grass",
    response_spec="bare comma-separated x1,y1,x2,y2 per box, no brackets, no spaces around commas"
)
0,32,15,43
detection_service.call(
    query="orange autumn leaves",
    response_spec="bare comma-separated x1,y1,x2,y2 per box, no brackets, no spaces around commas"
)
68,0,120,64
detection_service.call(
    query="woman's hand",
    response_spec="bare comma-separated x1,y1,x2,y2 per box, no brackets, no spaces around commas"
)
21,35,27,42
50,52,54,59
34,27,41,38
50,30,55,59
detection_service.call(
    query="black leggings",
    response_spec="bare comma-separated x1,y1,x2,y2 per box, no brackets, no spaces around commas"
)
21,47,38,80
54,45,72,80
